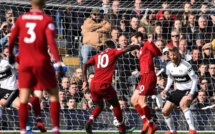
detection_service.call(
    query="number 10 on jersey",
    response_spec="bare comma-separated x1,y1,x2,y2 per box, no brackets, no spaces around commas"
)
97,54,109,68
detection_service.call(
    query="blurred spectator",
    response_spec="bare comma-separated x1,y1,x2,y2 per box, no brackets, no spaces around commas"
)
184,14,198,46
59,90,68,109
88,72,94,87
140,10,156,34
0,22,10,50
195,33,205,48
3,9,14,25
190,0,199,9
180,2,192,26
195,16,212,43
198,2,213,27
67,97,77,110
202,43,214,59
179,38,192,61
190,90,211,110
172,20,186,39
152,25,166,41
131,0,144,19
188,47,202,71
2,46,9,57
110,28,120,46
81,8,111,64
68,83,82,102
77,89,93,110
208,63,215,83
122,16,139,35
198,63,210,77
155,39,165,52
154,65,161,74
199,77,213,97
118,97,128,110
70,67,83,89
105,0,122,29
156,2,170,20
100,0,111,14
137,26,148,40
61,76,70,91
166,30,180,48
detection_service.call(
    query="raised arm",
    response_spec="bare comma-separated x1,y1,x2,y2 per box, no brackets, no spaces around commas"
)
123,44,141,53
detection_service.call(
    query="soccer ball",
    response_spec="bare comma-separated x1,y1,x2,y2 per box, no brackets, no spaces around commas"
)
113,118,119,127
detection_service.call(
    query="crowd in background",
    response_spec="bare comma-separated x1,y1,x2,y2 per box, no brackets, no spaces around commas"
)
1,0,215,111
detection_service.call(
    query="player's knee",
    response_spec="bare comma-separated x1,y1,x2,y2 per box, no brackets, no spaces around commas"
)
179,102,187,110
130,96,138,106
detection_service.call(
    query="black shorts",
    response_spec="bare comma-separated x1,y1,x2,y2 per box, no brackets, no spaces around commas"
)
166,89,197,106
0,88,19,106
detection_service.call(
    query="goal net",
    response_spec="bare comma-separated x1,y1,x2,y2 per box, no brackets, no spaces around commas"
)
0,0,215,132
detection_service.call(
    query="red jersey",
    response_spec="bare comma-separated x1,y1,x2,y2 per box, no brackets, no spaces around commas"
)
139,41,162,75
8,10,60,67
88,48,123,83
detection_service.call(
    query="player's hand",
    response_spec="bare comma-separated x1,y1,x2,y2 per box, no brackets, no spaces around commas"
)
8,54,15,64
160,90,167,97
58,65,65,78
187,94,193,101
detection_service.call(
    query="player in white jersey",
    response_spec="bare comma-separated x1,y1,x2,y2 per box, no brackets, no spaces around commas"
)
0,54,20,116
160,46,198,134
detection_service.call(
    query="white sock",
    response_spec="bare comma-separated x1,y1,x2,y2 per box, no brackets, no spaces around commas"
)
164,115,176,132
183,108,195,130
20,129,26,134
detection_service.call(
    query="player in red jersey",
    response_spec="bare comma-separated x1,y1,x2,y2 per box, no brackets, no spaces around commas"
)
130,32,162,134
8,0,61,134
82,40,141,134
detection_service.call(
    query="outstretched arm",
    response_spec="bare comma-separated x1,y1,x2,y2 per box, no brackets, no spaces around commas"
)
123,44,142,53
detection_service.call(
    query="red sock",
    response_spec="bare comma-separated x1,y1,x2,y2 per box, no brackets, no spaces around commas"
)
135,104,147,123
142,105,153,124
19,103,28,130
113,106,125,131
50,101,60,128
88,106,103,124
28,97,42,122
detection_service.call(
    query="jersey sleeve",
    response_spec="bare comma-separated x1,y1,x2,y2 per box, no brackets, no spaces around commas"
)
187,64,198,95
8,18,20,54
145,41,162,56
87,56,96,66
114,48,124,57
45,19,60,62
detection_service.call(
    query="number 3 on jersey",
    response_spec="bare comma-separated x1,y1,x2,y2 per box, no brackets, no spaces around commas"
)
97,54,109,68
24,23,36,43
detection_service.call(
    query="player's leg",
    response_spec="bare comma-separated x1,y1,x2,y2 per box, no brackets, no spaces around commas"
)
46,88,60,134
19,88,32,134
107,96,126,133
31,90,46,132
180,95,196,134
162,100,178,134
131,90,147,124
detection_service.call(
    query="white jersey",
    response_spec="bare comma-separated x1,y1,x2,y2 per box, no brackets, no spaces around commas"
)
165,59,198,94
0,56,18,90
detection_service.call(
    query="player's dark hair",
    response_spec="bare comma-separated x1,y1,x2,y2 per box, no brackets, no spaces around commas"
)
31,0,45,7
130,32,143,41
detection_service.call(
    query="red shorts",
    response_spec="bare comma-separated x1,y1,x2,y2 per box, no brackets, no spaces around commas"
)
18,65,57,90
90,82,117,102
136,71,156,96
